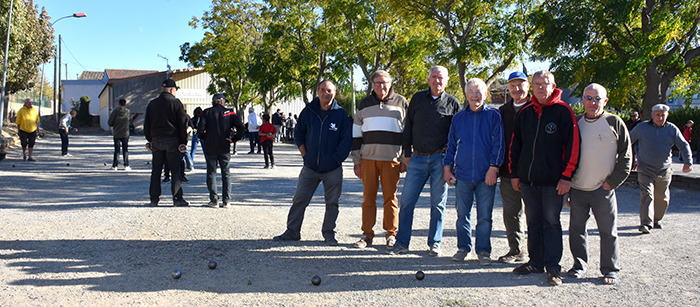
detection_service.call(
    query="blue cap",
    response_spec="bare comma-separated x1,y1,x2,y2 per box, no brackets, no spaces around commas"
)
508,71,527,82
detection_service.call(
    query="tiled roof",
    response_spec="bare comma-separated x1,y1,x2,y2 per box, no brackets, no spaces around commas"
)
78,71,105,80
105,69,160,80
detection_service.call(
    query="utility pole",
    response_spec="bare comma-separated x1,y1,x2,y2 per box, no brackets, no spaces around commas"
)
0,0,15,136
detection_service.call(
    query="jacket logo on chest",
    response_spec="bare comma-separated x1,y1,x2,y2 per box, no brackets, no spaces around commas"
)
545,122,557,134
329,123,338,131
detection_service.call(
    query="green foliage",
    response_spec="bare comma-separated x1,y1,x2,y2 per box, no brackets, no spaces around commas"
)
668,106,700,150
0,1,54,95
75,95,92,125
532,0,700,119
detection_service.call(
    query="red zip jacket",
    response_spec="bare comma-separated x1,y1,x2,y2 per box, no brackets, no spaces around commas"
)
509,88,580,186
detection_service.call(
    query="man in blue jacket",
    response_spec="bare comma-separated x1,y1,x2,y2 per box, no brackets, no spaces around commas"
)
273,80,353,246
443,78,504,266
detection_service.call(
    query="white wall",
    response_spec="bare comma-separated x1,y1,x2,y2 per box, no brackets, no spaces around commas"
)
62,80,106,115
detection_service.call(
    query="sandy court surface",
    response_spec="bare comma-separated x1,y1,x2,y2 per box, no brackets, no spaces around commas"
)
0,132,699,306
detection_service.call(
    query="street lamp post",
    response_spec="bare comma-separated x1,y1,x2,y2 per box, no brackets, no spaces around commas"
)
52,12,86,122
0,0,14,138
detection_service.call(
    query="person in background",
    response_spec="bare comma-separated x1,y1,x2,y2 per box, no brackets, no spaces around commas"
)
59,110,78,157
259,114,277,169
108,98,131,171
16,98,39,161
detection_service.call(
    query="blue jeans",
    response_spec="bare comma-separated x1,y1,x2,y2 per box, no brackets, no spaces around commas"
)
455,180,495,254
205,153,231,202
520,185,563,272
113,137,129,167
249,131,261,152
395,152,448,249
190,134,200,162
184,149,194,170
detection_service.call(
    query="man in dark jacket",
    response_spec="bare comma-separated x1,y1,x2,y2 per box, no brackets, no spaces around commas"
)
197,93,245,208
144,79,189,207
108,98,131,171
272,108,283,143
497,72,532,264
273,80,352,246
509,70,580,286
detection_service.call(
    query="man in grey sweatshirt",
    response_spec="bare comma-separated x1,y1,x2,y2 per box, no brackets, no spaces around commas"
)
630,104,693,234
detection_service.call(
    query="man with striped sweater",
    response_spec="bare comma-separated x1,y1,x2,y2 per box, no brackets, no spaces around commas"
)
352,70,409,249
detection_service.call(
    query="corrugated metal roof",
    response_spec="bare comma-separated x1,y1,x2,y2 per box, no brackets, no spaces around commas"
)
78,71,105,80
105,69,160,80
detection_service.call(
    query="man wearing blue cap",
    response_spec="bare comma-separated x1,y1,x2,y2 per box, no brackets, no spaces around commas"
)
497,71,531,264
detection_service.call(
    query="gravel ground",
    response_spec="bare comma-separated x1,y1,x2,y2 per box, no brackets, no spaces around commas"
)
0,132,699,306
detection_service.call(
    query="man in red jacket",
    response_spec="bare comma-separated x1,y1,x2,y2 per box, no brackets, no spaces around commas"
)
509,70,580,286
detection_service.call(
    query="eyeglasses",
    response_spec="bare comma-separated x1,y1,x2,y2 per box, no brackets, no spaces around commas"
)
583,96,604,102
373,81,391,86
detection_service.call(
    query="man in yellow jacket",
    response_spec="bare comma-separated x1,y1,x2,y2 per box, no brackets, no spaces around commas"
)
15,99,39,161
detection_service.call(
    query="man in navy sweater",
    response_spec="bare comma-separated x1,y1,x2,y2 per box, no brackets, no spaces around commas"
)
273,80,353,246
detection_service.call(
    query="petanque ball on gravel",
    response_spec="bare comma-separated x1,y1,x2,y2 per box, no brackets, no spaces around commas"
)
172,270,182,279
311,275,321,286
104,163,107,166
66,163,70,166
415,271,425,280
12,164,15,167
208,261,217,269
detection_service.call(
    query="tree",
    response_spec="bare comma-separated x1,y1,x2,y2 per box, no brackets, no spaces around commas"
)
322,0,440,97
531,0,700,119
180,0,265,117
389,0,539,99
0,0,54,118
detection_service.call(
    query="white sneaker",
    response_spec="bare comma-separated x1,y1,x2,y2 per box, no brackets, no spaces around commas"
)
124,166,131,171
111,166,118,171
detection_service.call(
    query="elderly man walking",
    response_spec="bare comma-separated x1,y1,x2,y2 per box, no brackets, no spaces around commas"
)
387,66,461,256
198,93,245,208
273,80,353,246
497,71,532,264
509,70,580,286
630,104,693,233
351,70,408,249
568,83,631,285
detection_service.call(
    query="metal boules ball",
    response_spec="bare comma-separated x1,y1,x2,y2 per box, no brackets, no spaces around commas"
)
415,271,425,280
208,261,217,269
311,275,321,286
172,270,182,279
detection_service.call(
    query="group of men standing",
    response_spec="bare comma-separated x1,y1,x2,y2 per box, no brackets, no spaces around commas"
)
271,66,694,288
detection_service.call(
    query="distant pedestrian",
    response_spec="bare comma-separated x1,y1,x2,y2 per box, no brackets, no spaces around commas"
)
272,108,284,143
108,98,131,171
191,107,204,158
680,120,693,163
144,78,189,207
259,114,277,169
198,93,245,208
630,104,693,233
15,99,39,161
286,112,296,143
273,80,352,246
59,110,78,157
247,107,262,154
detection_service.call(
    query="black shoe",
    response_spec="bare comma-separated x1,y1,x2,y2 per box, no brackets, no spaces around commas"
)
181,176,189,183
162,177,170,183
513,263,544,275
273,234,300,241
653,221,663,229
547,271,563,286
639,224,651,234
325,237,339,246
148,201,158,207
173,198,189,207
247,151,255,154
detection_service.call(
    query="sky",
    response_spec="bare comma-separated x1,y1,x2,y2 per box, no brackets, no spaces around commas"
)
38,0,211,80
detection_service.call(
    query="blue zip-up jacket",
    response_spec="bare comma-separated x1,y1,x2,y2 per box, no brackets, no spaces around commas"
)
294,97,353,173
443,105,505,182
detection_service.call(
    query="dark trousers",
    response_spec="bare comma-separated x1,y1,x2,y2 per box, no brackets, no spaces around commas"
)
59,129,69,155
262,140,274,166
520,185,564,272
249,131,261,152
150,138,184,202
113,137,129,167
205,152,231,202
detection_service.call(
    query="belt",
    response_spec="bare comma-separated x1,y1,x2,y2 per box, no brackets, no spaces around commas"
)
413,149,444,156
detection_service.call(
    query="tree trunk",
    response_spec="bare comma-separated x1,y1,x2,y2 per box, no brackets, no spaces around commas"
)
642,65,663,120
457,61,467,101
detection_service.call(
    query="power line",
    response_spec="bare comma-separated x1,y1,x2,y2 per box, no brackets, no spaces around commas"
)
60,36,88,72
